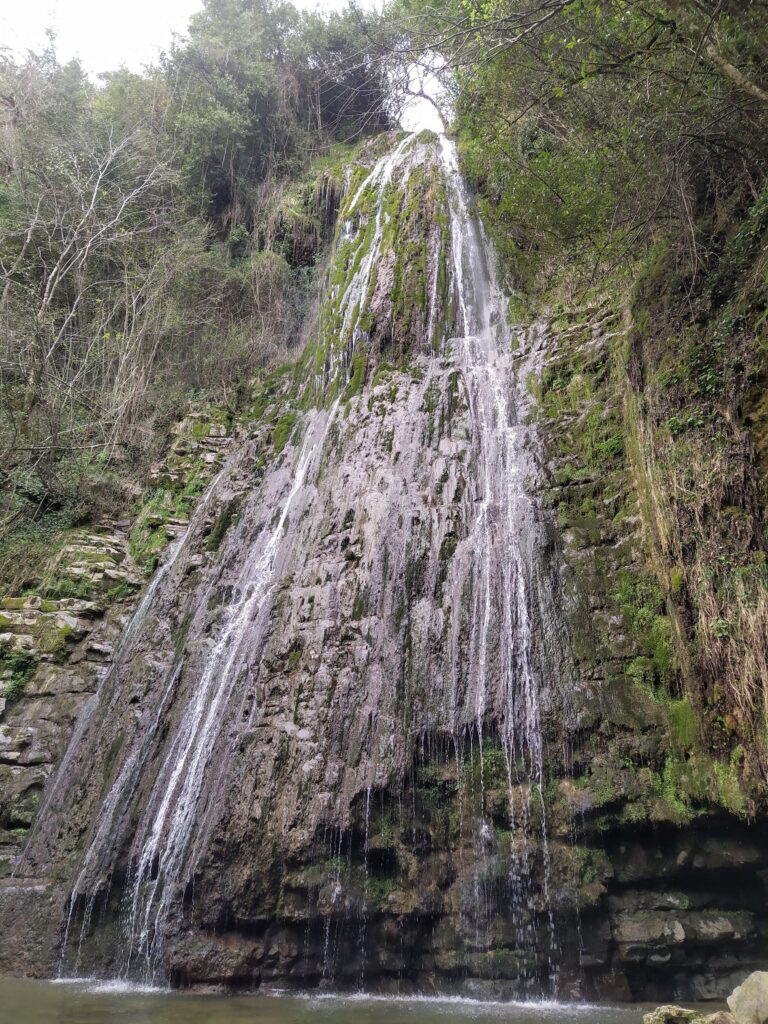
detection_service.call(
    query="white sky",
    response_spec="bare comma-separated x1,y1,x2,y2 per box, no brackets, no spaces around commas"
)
1,0,354,77
1,0,444,131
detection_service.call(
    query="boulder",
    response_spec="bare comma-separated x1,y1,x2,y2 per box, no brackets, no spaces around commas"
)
728,972,768,1024
643,1007,703,1024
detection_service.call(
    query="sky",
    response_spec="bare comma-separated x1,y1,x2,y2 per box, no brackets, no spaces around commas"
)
1,0,444,131
1,0,355,77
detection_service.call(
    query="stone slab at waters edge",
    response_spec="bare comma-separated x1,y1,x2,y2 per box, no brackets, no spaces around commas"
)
643,970,768,1024
643,1010,736,1024
643,1008,718,1024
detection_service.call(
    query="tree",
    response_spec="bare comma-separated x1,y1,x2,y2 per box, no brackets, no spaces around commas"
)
389,0,768,281
0,0,396,589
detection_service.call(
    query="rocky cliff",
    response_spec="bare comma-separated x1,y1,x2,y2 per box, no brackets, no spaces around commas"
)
1,131,766,1002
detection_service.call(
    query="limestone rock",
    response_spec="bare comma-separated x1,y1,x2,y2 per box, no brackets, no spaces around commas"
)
728,972,768,1024
643,1006,703,1024
613,910,686,945
703,1013,737,1024
1,131,768,1003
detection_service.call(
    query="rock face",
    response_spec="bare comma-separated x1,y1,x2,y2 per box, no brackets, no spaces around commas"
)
729,973,768,1024
0,535,140,875
1,132,767,1001
0,408,232,878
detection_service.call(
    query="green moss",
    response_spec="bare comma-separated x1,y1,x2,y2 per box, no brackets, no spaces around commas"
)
40,576,95,600
285,639,303,671
572,772,618,810
174,612,192,658
38,621,75,661
351,588,368,621
439,533,458,564
366,874,397,908
273,412,299,454
106,580,137,601
129,512,167,576
207,498,240,552
468,739,508,790
346,344,368,398
614,569,676,688
371,362,396,388
653,751,746,821
129,483,200,575
669,698,698,751
712,758,746,815
103,731,125,782
0,644,39,703
561,843,614,909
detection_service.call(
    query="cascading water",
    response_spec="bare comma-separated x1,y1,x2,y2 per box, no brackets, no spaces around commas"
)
16,131,571,995
436,137,557,983
318,133,417,393
122,404,340,978
301,135,560,993
54,403,343,983
55,136,428,984
20,472,221,875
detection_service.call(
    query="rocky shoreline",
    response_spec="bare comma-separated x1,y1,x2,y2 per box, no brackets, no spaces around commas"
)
647,973,768,1024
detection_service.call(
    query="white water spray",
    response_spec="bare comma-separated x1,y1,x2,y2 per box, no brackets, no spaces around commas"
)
435,136,556,980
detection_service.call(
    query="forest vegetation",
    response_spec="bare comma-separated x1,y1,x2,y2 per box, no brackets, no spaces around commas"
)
0,0,395,589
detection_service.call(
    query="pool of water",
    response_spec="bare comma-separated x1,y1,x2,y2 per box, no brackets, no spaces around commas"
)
0,978,658,1024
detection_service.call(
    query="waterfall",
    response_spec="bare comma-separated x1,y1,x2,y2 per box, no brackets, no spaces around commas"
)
318,132,417,394
55,403,340,982
22,131,567,994
54,134,427,983
18,467,225,883
122,404,340,977
436,137,556,980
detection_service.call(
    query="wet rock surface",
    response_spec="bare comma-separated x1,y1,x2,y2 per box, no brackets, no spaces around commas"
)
0,134,766,1003
0,535,139,876
0,410,234,975
643,1008,737,1024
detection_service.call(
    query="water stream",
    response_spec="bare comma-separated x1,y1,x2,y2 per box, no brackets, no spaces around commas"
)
437,138,555,980
56,403,341,983
30,131,565,993
123,403,340,978
18,469,226,884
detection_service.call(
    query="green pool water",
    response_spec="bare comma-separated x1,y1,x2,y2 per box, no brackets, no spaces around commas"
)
0,977,667,1024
